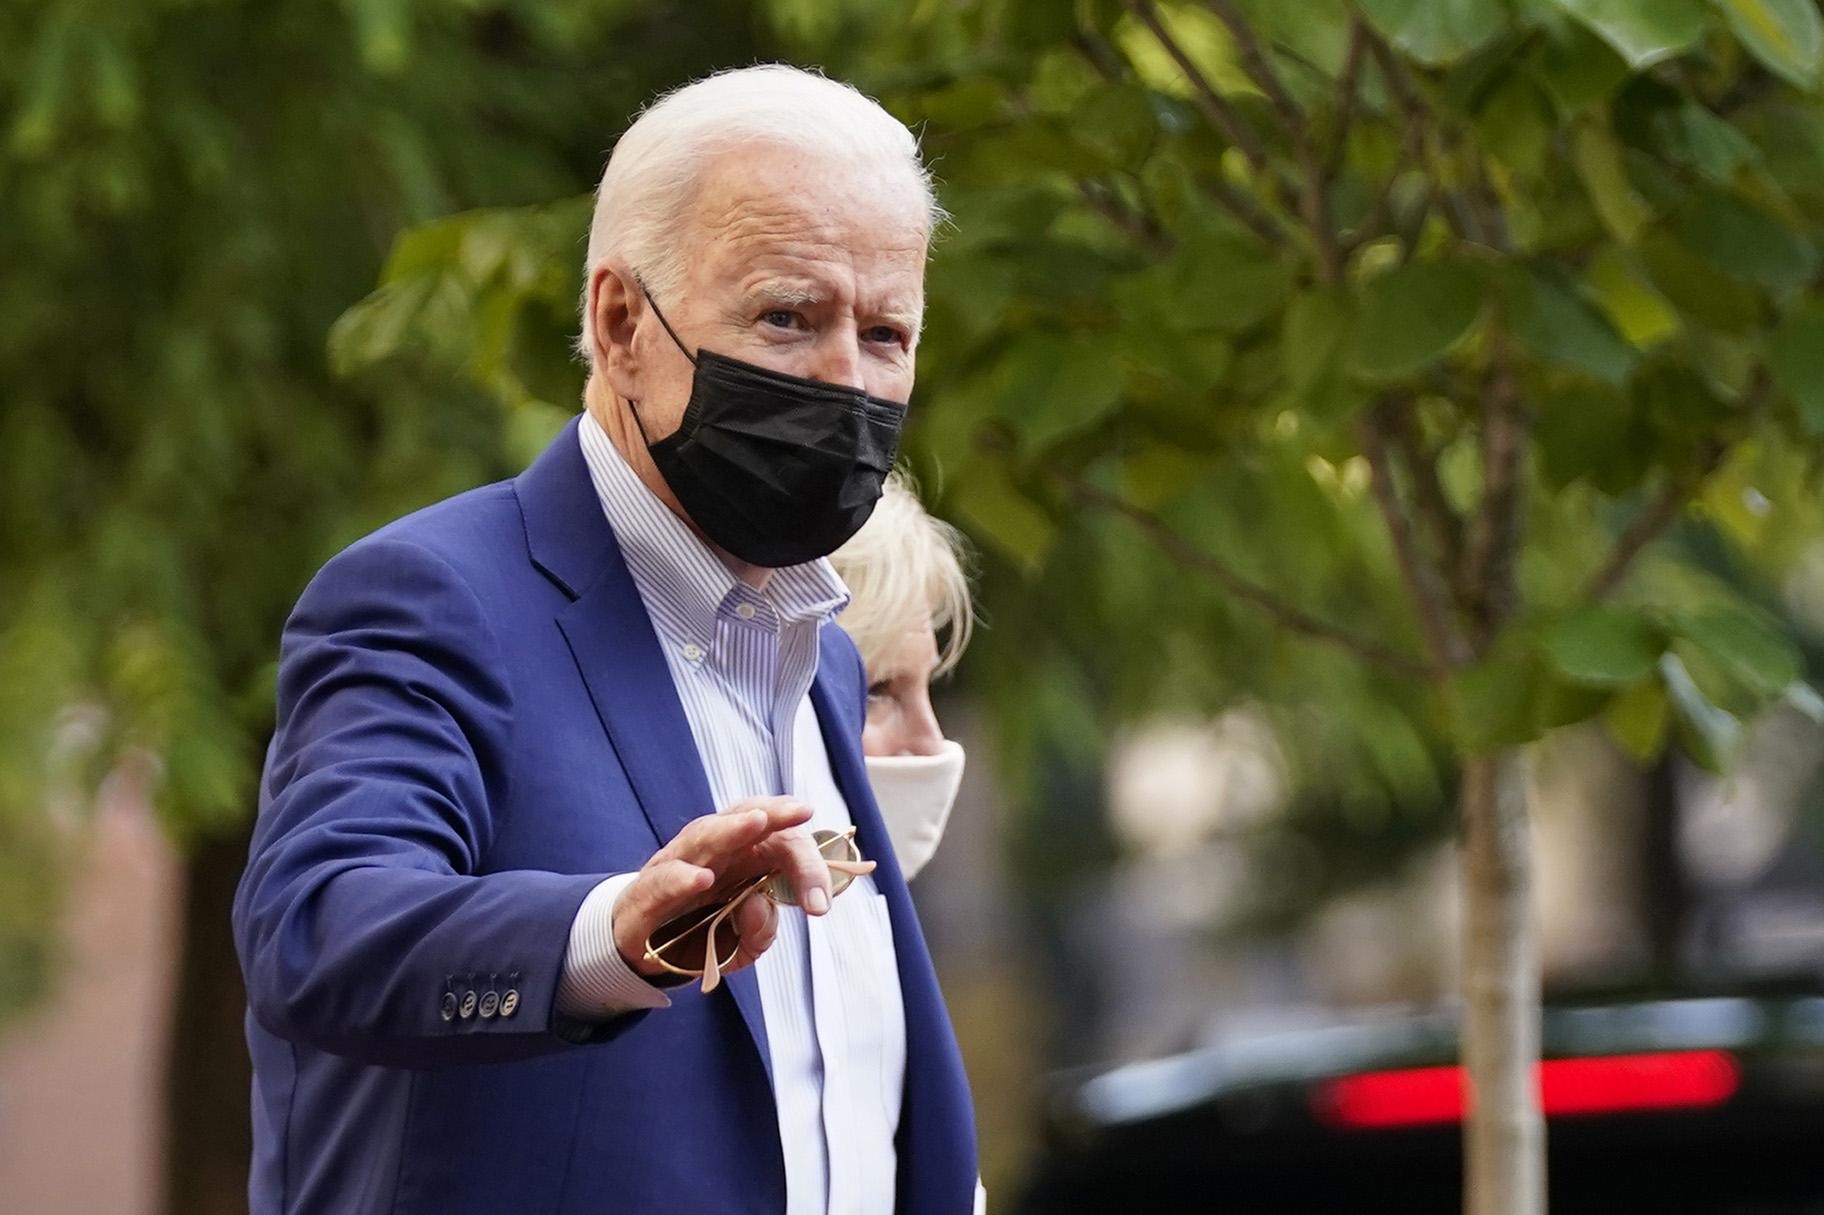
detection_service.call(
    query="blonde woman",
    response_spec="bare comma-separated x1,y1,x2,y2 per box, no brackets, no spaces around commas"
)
831,471,975,880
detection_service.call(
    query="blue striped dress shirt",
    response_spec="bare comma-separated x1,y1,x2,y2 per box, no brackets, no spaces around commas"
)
557,412,906,1214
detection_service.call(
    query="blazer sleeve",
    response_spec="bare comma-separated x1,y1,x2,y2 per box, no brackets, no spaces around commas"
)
233,536,642,1067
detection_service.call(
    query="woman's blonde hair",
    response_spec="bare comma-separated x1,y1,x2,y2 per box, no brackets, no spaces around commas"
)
831,471,975,680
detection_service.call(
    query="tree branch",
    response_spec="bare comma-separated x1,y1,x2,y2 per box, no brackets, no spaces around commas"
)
1582,440,1726,603
1077,179,1175,256
1074,20,1286,245
1388,397,1467,585
1197,0,1340,277
1324,19,1369,185
1201,0,1303,134
1191,171,1289,245
1359,404,1471,675
1123,0,1296,203
1071,28,1129,83
1057,470,1431,678
1340,31,1429,258
1582,372,1769,603
1464,359,1528,648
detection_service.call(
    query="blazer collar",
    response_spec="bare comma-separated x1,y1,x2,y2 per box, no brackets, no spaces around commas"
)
515,414,615,602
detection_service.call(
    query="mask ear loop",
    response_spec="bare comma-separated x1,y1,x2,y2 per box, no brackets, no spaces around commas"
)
622,273,699,445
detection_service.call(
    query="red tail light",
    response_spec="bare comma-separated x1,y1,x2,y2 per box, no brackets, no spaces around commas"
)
1315,1050,1741,1129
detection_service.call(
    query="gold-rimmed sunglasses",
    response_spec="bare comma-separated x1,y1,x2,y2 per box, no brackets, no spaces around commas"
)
643,827,876,994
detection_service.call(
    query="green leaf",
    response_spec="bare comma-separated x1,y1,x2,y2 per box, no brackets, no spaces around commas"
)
1637,229,1764,332
1662,652,1743,770
951,456,1056,574
1028,341,1128,449
1117,3,1261,100
1283,285,1366,420
1546,606,1667,686
1450,652,1550,753
1535,381,1652,492
1714,0,1824,89
1348,261,1485,380
1584,247,1682,346
1673,191,1818,295
1474,72,1556,178
1120,444,1206,509
1573,118,1654,242
1534,19,1633,114
1070,84,1163,173
1651,103,1762,184
1171,234,1294,331
1359,0,1511,65
1605,677,1672,759
1675,604,1802,697
916,77,1012,129
1538,672,1615,728
1770,300,1824,434
1552,0,1709,68
1502,264,1637,383
1230,0,1357,79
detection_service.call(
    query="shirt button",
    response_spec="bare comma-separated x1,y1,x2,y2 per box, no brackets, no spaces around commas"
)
681,643,704,662
736,603,756,621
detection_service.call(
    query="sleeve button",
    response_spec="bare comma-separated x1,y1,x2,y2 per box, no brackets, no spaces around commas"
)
439,991,459,1022
499,989,520,1018
478,990,500,1019
459,990,478,1019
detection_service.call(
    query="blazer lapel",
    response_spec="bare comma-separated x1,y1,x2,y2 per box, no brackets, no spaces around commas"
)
516,416,774,1087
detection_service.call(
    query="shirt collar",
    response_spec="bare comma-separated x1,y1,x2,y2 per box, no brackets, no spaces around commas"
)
576,411,850,641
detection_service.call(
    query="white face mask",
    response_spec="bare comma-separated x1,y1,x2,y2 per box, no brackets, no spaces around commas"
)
864,739,965,881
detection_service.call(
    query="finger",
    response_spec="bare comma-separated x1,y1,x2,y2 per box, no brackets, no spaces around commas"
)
623,850,715,934
662,807,773,869
727,896,778,973
747,796,814,834
736,893,777,954
774,828,833,916
616,859,714,974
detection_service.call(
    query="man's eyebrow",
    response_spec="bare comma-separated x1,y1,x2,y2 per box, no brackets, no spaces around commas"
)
745,282,826,308
875,305,924,334
744,282,924,334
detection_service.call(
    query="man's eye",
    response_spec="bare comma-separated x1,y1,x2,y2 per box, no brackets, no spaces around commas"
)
863,325,906,347
762,310,802,329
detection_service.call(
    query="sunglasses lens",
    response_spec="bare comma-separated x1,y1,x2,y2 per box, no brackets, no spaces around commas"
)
763,828,862,905
649,900,743,975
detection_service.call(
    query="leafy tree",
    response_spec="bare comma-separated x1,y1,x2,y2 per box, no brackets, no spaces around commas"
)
339,2,1824,1210
0,2,777,1211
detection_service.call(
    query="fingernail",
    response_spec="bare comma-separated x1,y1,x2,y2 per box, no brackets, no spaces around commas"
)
807,888,830,914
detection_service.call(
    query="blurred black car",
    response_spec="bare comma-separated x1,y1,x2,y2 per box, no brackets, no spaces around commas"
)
1016,989,1824,1213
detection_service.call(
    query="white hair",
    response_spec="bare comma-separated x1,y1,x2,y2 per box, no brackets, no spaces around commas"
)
579,64,943,361
830,471,975,681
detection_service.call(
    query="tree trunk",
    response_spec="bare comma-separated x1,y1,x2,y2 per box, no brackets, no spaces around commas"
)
1460,750,1544,1215
161,825,253,1215
1640,752,1687,985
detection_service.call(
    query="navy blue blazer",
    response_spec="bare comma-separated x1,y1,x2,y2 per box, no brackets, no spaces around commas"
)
232,417,977,1213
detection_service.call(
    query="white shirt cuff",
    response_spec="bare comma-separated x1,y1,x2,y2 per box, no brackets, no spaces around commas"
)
556,873,675,1019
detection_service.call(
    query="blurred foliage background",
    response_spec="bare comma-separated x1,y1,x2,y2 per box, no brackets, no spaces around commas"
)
13,0,1824,1211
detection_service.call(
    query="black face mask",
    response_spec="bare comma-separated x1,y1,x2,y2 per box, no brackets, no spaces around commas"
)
627,286,907,568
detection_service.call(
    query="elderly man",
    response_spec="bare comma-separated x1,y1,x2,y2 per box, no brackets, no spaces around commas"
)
233,65,980,1214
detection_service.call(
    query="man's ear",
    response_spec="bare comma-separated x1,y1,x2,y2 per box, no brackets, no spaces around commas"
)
589,263,644,402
